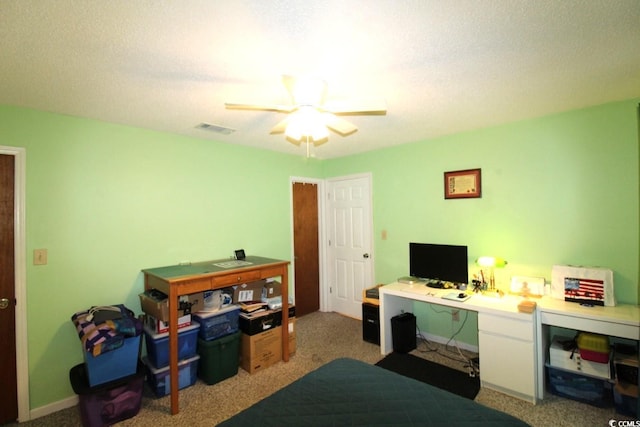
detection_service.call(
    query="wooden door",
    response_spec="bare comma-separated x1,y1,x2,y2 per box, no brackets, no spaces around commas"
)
292,182,319,317
0,154,17,424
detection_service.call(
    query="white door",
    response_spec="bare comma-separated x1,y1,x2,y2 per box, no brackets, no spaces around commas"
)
327,174,374,319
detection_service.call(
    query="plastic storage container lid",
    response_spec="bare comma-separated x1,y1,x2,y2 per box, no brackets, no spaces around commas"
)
192,304,240,319
143,354,200,375
69,361,145,395
577,332,609,353
143,321,200,340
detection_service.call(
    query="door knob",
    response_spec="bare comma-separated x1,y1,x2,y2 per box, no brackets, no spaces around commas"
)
0,298,10,310
363,253,370,258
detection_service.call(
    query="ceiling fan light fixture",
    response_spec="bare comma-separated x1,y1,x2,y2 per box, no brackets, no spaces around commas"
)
291,76,327,105
225,74,386,155
284,107,329,145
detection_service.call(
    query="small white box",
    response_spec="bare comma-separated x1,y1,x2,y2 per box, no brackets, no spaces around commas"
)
549,336,611,379
144,314,191,334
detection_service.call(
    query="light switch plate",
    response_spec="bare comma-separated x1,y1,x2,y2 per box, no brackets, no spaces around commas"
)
33,248,47,265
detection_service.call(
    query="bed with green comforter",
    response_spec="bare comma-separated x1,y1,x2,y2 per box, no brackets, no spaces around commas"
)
218,357,529,426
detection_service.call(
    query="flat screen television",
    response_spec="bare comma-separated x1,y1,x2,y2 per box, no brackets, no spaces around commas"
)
409,242,469,285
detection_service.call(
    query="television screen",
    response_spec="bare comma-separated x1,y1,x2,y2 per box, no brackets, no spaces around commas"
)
409,242,469,284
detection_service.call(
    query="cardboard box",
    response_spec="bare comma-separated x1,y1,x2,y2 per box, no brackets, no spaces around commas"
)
241,326,282,374
239,306,296,335
614,353,638,385
363,284,383,306
144,314,192,334
240,310,281,335
262,280,282,299
232,280,268,303
139,290,204,322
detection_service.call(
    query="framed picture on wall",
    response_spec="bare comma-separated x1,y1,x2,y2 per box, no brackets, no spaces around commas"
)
444,168,481,199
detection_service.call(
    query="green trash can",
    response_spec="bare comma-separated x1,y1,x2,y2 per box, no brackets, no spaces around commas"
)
197,331,241,385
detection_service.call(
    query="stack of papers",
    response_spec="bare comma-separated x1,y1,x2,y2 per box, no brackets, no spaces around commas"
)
240,301,268,314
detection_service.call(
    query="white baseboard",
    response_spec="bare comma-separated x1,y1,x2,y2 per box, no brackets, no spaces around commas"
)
28,395,78,421
417,331,479,354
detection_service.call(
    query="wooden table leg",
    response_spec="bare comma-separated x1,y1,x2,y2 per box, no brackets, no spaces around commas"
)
169,288,179,414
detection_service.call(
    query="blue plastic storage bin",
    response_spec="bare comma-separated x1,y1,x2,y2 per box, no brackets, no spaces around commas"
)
84,335,141,387
546,364,613,407
144,321,199,368
192,305,240,341
143,355,200,397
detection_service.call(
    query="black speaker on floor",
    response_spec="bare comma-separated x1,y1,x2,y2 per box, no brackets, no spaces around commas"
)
391,312,416,353
362,303,380,345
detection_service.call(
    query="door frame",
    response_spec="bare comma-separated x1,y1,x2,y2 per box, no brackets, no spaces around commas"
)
289,176,328,312
0,146,29,422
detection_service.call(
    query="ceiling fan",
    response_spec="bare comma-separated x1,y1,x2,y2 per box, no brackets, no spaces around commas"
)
224,75,386,147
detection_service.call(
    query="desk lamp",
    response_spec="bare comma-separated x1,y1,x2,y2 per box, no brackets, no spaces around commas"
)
476,256,507,290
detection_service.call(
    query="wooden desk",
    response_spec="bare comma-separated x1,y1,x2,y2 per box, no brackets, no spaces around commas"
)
142,256,290,415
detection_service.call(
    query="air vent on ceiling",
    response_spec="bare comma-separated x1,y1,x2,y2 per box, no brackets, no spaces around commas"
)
195,123,236,135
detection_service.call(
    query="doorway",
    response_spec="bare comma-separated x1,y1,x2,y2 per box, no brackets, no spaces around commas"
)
326,173,374,319
290,173,374,320
291,181,320,317
0,147,28,423
0,154,17,424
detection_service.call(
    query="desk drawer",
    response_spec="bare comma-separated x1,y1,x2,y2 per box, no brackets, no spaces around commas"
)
478,313,534,341
260,266,285,280
212,270,261,286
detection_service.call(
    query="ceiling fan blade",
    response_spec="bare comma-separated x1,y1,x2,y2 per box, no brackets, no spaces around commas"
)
282,75,297,103
224,103,297,113
324,114,358,136
313,137,330,147
270,117,290,134
285,135,302,146
323,99,387,115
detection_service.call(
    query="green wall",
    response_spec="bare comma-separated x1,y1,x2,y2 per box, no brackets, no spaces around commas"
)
0,98,638,410
324,99,640,344
0,106,323,408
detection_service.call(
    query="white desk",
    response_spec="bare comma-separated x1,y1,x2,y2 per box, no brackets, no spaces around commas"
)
536,298,640,401
379,282,538,403
379,281,640,408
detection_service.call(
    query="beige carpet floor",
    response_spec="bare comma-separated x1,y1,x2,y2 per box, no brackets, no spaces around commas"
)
11,311,635,426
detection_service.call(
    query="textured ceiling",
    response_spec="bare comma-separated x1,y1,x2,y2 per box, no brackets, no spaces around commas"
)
1,1,639,159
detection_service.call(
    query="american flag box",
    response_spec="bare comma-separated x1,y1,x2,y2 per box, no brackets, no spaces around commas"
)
551,265,615,306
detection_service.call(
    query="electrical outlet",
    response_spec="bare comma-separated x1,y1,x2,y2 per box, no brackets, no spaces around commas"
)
451,310,459,322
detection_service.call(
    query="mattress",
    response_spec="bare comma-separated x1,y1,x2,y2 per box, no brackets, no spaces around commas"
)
218,357,529,426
